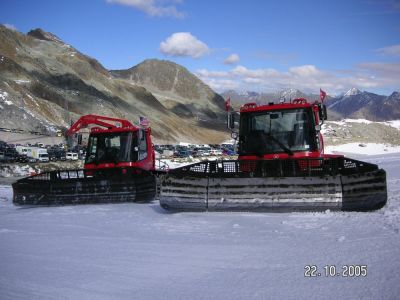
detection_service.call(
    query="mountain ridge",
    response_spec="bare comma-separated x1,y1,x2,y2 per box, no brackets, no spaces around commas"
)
222,87,400,121
1,25,399,147
111,59,225,121
0,26,228,143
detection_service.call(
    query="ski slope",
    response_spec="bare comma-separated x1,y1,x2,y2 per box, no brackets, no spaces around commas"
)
1,153,400,300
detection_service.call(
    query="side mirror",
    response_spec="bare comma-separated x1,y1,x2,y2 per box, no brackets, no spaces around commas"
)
227,113,235,129
318,104,328,121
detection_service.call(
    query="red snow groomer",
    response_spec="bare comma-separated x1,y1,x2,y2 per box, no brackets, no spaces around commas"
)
67,115,155,171
159,98,387,211
13,115,156,205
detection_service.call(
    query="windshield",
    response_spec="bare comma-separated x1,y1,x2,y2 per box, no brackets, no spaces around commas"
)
239,108,317,155
85,131,137,165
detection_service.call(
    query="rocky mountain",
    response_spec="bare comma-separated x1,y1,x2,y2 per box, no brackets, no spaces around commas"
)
0,25,228,143
324,88,400,121
349,91,400,121
221,88,316,107
111,59,225,121
221,89,342,120
221,90,267,106
1,25,398,146
223,87,400,121
27,28,65,44
325,88,383,119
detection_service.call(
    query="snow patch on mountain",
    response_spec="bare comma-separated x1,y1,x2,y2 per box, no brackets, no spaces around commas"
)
0,90,13,105
387,120,400,130
343,87,361,97
0,90,8,100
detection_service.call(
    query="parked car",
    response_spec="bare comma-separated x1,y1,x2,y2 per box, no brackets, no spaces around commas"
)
54,150,67,161
27,157,37,163
17,154,29,163
0,148,19,163
66,152,78,160
210,149,223,156
201,148,211,156
223,149,236,156
175,150,192,158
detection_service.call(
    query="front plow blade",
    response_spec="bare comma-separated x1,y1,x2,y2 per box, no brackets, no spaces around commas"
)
159,158,387,212
13,167,156,205
341,169,386,211
207,176,343,211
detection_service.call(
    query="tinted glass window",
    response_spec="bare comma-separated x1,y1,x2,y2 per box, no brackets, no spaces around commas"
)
239,108,317,155
85,132,136,164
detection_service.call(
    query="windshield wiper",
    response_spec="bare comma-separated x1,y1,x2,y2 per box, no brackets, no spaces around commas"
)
266,133,294,156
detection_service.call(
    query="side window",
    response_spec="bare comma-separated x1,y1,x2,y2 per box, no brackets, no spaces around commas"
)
86,136,97,164
139,130,148,160
90,137,97,156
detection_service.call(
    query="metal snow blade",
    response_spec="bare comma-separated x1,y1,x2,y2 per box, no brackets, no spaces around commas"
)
159,158,387,212
12,167,156,206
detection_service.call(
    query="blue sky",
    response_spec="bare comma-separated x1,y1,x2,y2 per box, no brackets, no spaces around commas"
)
1,0,400,95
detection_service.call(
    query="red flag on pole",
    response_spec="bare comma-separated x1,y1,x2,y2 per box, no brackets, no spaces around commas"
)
225,97,231,111
320,88,327,102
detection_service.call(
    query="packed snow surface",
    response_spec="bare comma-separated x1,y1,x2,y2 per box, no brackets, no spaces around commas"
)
1,153,400,299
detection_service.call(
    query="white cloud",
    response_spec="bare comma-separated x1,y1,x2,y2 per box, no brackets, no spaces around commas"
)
2,23,17,31
196,69,229,78
200,78,240,91
194,63,400,95
357,62,400,77
160,32,209,58
355,62,400,88
289,65,321,77
231,65,279,78
375,44,400,56
107,0,185,18
243,78,263,84
223,53,240,65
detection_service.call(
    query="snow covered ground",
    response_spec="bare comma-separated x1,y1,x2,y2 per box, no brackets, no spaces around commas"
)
325,143,400,156
1,153,400,299
324,118,400,130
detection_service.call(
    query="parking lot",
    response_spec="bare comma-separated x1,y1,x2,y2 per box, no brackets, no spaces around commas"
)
1,130,237,176
155,143,236,159
0,132,84,164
